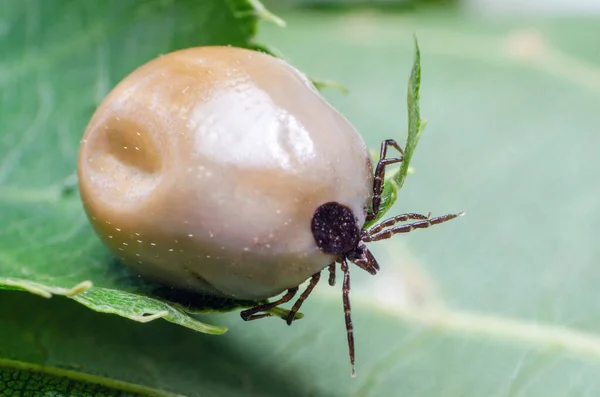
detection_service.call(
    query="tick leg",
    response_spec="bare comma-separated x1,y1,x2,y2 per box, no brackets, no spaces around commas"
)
363,211,465,242
286,272,321,325
240,287,299,321
366,139,405,222
328,263,336,286
351,242,380,275
341,259,356,377
367,212,430,235
379,138,405,159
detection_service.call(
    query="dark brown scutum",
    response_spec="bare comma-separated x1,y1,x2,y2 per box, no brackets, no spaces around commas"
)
311,202,360,256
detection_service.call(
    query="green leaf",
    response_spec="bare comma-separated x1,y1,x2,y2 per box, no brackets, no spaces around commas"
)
363,37,422,229
311,77,350,93
395,35,423,190
0,359,182,397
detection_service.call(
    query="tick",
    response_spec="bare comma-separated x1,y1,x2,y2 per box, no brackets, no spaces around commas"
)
77,46,463,376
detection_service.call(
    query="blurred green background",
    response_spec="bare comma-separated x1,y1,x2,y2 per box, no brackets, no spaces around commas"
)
2,0,600,396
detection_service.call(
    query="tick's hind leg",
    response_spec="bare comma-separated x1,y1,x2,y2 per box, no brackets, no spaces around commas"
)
340,259,356,377
240,287,299,321
285,272,322,325
328,263,336,286
367,139,405,222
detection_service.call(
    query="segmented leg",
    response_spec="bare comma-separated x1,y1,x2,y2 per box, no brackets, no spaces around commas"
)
366,212,430,235
341,259,356,377
328,263,336,286
363,211,465,242
366,139,405,222
350,241,379,275
240,287,299,321
286,272,321,325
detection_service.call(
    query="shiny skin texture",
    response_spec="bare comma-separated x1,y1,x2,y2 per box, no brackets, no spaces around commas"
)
78,46,373,300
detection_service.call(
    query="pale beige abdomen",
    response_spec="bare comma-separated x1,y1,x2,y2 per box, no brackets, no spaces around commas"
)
78,46,373,300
